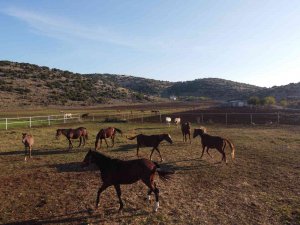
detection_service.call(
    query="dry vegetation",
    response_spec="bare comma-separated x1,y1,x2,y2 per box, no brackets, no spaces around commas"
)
0,121,299,225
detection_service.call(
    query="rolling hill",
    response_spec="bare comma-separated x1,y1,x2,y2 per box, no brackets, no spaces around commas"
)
0,60,299,108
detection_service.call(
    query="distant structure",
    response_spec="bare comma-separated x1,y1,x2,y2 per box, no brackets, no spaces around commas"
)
169,95,177,101
227,100,248,107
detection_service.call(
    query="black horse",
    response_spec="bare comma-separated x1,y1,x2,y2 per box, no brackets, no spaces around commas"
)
127,134,173,162
82,149,173,212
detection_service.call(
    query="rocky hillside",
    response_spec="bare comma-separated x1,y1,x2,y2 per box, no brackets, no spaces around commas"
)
1,60,299,108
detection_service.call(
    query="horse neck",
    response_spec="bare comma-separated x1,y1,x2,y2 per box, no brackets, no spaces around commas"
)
91,152,112,171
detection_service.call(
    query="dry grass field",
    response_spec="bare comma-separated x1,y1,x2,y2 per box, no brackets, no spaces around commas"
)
0,121,299,225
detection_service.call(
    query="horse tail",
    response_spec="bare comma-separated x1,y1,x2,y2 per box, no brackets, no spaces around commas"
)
224,138,235,159
153,162,174,182
127,135,138,140
114,128,123,135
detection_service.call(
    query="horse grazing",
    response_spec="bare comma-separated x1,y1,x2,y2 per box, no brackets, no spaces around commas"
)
56,127,88,150
22,133,34,161
95,127,122,149
193,127,235,163
127,134,173,162
181,122,191,143
82,149,174,212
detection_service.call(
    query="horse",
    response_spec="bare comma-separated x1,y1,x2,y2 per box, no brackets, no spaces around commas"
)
174,118,181,127
95,127,122,149
127,134,173,162
56,127,88,150
64,113,72,119
165,117,171,127
22,133,34,161
193,127,235,163
82,149,174,212
181,122,191,143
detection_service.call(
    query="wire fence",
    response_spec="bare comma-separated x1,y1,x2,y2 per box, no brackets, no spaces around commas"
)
1,111,300,130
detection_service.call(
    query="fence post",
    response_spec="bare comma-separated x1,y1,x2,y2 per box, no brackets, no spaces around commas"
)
201,114,204,123
93,115,95,121
277,112,280,124
225,113,228,126
64,115,66,123
141,114,143,123
250,114,253,125
6,118,8,130
48,116,51,126
29,117,32,128
159,112,162,123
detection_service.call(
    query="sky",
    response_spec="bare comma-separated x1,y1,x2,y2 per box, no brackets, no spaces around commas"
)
0,0,300,87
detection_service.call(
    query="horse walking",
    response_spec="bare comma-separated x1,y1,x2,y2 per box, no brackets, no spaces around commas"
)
56,127,88,150
22,133,34,161
95,127,122,149
193,127,235,163
127,134,173,162
82,149,173,212
181,122,191,143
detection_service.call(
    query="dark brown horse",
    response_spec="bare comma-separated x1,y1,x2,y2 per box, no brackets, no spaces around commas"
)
127,134,173,162
193,127,235,163
22,133,34,161
82,149,173,212
181,122,191,143
56,127,88,150
95,127,122,149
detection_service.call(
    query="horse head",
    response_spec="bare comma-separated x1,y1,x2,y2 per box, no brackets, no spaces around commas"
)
193,127,206,138
82,149,93,167
22,133,27,143
56,129,62,139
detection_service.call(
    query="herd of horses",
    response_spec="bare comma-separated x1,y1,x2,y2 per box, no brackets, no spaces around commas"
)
21,122,235,212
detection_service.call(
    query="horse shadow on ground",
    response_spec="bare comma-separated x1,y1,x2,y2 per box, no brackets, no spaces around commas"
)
158,157,209,173
0,148,88,157
49,161,98,173
3,208,148,225
110,144,136,152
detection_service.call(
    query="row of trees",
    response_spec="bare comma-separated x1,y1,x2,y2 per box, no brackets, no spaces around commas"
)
248,96,287,106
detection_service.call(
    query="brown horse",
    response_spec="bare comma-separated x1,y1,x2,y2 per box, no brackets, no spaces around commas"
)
181,122,191,143
82,149,173,212
95,127,122,149
127,134,173,162
56,127,88,150
193,127,235,163
22,133,34,161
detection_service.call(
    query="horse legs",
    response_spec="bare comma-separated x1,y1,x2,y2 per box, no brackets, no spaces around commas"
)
114,184,124,211
200,146,205,158
82,136,86,146
155,147,164,162
188,133,191,144
149,147,155,161
104,138,109,148
206,147,213,158
95,183,109,209
111,136,115,147
217,148,227,163
78,137,82,147
136,145,140,157
24,146,28,161
68,138,73,150
142,176,159,212
29,146,32,158
95,139,99,150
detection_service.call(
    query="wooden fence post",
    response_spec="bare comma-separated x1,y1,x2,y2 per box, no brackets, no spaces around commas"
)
277,112,280,124
29,117,32,128
48,116,51,126
250,114,253,125
6,118,8,130
225,113,228,126
159,112,162,123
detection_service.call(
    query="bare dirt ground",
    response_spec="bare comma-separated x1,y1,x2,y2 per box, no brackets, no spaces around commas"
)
0,122,299,225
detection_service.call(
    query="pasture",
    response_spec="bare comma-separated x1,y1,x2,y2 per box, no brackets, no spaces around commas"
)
0,121,299,224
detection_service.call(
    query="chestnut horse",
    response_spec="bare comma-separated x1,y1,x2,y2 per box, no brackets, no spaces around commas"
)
22,133,34,161
82,149,173,212
181,122,191,143
95,127,122,149
56,127,88,150
193,128,235,163
127,134,173,162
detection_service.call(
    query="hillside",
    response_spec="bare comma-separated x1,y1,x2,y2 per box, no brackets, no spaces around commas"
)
0,61,159,108
162,78,264,100
1,60,300,108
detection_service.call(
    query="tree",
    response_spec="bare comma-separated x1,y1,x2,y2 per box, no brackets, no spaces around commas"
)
248,96,260,105
263,96,276,105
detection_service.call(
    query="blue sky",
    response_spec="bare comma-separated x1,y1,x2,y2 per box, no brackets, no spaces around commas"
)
0,0,299,87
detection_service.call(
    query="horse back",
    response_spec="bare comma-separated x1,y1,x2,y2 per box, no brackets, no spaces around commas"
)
137,134,160,147
202,134,223,148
